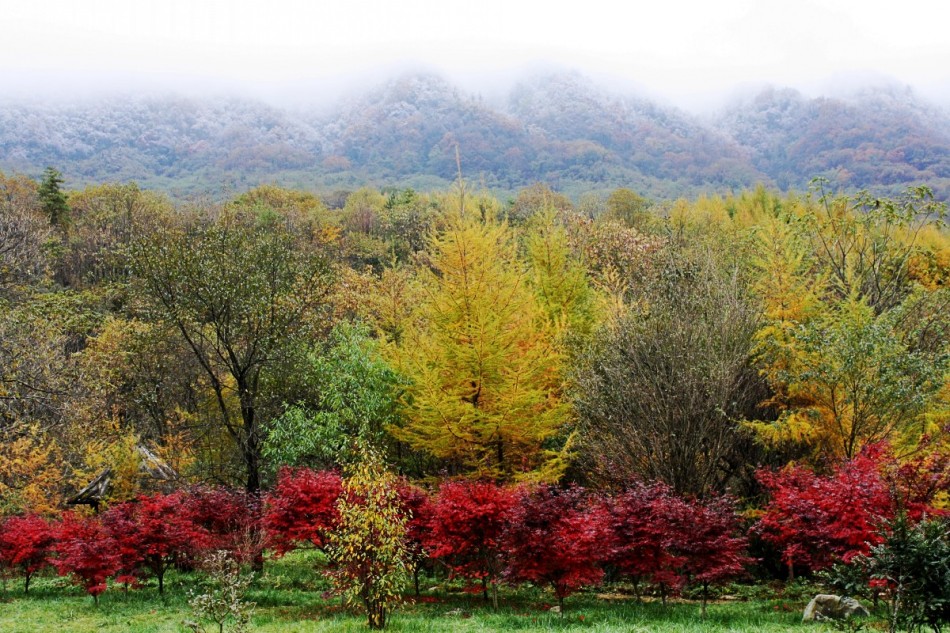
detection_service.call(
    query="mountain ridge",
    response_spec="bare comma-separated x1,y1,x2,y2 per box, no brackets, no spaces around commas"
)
2,70,948,199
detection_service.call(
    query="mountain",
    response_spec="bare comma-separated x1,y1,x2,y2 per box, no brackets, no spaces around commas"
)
715,85,950,196
1,72,948,199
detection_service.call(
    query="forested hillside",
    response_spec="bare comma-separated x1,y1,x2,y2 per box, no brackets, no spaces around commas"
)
2,172,950,623
2,71,949,199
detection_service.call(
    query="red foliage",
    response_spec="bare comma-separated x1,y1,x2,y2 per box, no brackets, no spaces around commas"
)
0,514,54,593
396,480,434,560
53,512,121,603
425,480,516,599
186,486,261,561
755,451,893,575
502,485,604,610
263,467,342,555
102,492,212,594
669,496,751,611
599,482,685,594
882,450,950,520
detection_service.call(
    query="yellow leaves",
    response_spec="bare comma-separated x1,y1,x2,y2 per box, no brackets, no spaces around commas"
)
384,212,570,481
743,410,824,451
0,425,62,516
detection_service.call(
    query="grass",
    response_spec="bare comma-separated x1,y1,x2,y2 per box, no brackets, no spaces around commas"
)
0,552,840,632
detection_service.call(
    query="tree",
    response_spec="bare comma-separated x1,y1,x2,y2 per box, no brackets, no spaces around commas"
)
834,514,950,633
263,322,403,470
327,448,409,630
103,492,211,594
523,210,596,336
187,486,260,561
802,182,946,314
132,209,335,492
671,496,751,616
386,212,569,480
599,482,687,600
750,294,947,460
37,167,69,229
572,246,766,495
502,485,604,613
0,171,49,296
755,451,893,578
605,188,650,230
263,468,341,556
53,512,121,605
0,514,54,593
395,480,434,596
425,480,516,608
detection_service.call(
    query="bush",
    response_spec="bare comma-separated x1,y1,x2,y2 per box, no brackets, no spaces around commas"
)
831,514,950,633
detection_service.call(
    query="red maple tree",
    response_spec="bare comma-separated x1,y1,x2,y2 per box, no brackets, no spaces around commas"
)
755,451,893,577
502,484,604,613
396,480,434,596
0,514,54,593
669,496,751,615
187,486,261,562
103,492,211,594
263,467,342,555
599,482,685,599
53,512,121,604
425,480,516,607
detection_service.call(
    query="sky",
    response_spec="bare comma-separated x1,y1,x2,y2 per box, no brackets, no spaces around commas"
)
2,0,949,111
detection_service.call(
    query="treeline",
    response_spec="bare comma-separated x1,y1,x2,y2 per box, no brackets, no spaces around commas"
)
3,445,949,615
1,170,948,506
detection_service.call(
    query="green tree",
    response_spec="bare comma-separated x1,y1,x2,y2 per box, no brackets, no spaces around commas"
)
605,187,650,229
749,294,948,460
37,167,69,229
263,322,403,470
132,209,335,492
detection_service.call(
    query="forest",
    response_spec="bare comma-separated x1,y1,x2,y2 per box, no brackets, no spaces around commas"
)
1,168,949,632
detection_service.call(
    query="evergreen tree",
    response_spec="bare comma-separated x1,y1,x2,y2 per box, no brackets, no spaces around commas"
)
37,167,69,228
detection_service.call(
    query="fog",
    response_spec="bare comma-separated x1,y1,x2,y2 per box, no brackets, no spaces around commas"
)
3,0,949,113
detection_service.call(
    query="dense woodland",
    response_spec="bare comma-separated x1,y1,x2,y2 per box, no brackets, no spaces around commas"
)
1,166,950,628
2,72,950,200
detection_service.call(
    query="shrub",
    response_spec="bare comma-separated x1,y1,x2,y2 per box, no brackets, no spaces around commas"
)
502,485,604,613
0,514,54,593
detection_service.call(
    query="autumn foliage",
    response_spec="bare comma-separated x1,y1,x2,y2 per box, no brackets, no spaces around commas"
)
0,514,54,593
263,467,342,555
53,512,121,604
755,451,894,576
102,491,211,593
425,480,517,604
502,485,604,611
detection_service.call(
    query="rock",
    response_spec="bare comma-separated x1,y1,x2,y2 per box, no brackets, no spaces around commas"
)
802,594,870,622
549,605,561,613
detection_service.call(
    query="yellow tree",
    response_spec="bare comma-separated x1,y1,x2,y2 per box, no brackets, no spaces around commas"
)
386,212,569,481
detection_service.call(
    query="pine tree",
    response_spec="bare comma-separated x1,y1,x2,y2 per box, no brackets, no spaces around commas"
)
38,167,69,228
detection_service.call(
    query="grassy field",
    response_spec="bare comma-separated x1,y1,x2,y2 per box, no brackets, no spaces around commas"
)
0,552,841,632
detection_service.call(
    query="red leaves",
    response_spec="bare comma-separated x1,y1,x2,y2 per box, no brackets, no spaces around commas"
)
502,485,604,605
425,480,516,589
755,451,894,574
53,512,121,601
263,467,342,555
102,491,211,594
0,514,54,593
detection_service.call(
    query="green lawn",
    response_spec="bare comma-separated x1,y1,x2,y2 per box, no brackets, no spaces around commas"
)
0,552,838,632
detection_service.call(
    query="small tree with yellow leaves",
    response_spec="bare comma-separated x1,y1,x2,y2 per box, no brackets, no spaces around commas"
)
327,447,409,630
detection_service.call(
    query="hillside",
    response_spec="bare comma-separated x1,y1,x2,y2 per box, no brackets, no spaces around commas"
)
1,72,948,199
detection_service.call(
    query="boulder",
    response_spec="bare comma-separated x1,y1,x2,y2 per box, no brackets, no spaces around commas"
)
802,594,870,622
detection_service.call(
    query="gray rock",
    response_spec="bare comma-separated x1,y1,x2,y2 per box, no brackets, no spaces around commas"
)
802,594,870,622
